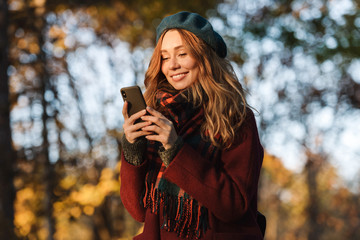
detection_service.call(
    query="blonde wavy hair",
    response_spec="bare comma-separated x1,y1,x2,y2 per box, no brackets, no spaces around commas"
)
144,29,249,149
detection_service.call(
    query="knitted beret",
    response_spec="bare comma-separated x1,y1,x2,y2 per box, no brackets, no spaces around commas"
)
156,11,227,58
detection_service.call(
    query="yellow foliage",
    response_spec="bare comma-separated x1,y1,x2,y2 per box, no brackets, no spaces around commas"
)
317,162,342,191
262,152,293,186
83,205,95,216
98,179,119,195
86,6,98,16
66,167,119,209
16,35,40,53
48,25,66,39
70,206,82,219
29,0,46,8
29,42,40,54
101,167,114,180
14,187,38,236
51,166,122,238
71,184,103,206
55,4,68,13
14,210,35,235
14,177,24,189
59,175,77,190
54,38,66,50
54,221,92,240
37,227,49,240
18,38,28,49
16,187,35,200
53,207,70,221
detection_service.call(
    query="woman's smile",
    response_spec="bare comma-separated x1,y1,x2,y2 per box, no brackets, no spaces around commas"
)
171,72,188,81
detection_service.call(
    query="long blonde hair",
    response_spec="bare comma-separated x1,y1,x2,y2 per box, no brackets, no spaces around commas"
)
144,29,248,149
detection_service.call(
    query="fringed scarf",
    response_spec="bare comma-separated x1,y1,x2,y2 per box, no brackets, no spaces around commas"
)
142,90,221,239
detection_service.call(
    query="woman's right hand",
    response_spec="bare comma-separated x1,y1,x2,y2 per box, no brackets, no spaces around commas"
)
122,101,152,143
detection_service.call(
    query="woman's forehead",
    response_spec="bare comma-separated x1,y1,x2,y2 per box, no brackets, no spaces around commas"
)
160,30,185,52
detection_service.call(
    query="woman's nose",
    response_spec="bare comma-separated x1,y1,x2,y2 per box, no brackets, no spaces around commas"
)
169,57,180,70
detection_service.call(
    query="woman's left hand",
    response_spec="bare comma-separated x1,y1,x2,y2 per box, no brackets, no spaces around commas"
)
140,107,178,150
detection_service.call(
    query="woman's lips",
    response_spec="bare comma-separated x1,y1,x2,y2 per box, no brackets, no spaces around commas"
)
171,72,187,81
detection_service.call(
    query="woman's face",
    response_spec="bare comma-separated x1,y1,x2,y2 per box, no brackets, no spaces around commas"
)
160,30,199,90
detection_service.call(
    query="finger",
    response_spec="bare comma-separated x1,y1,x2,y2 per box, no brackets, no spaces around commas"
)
130,130,153,140
145,134,164,143
146,106,164,118
125,130,152,143
128,109,147,125
122,101,129,119
124,120,151,134
145,132,178,150
141,115,171,129
144,133,174,150
142,124,173,144
141,124,162,135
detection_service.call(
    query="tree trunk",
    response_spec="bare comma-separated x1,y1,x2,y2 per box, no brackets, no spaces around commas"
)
38,18,56,240
305,151,324,240
0,0,17,239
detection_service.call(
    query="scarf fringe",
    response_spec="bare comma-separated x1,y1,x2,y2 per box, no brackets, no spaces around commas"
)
143,178,208,239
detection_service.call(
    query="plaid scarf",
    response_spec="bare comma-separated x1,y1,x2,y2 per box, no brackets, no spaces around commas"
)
142,90,221,239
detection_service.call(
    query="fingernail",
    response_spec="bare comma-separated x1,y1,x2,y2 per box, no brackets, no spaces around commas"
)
146,106,151,110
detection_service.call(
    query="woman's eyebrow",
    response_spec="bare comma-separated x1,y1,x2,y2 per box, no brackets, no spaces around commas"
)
160,45,185,53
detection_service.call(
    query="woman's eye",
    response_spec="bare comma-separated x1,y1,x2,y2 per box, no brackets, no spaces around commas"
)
162,57,169,60
179,53,187,57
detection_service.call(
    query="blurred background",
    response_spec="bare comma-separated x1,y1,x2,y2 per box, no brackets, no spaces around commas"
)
0,0,359,239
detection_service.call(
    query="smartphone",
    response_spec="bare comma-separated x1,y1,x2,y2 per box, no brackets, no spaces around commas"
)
120,86,147,122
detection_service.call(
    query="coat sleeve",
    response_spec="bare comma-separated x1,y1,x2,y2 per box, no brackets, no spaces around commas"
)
162,111,264,222
120,153,148,222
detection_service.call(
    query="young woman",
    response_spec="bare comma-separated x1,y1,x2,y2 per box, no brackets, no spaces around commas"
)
120,11,264,240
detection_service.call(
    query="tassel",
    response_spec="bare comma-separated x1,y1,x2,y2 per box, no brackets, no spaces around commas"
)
186,199,193,237
143,170,209,239
175,197,181,221
143,179,149,207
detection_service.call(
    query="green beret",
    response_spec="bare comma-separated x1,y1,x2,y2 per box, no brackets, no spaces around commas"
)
156,11,227,58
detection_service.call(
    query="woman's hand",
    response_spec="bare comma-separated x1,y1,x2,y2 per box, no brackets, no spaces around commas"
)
122,101,152,144
140,107,178,150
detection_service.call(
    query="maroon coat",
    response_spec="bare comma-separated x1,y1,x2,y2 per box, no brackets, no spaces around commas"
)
120,111,264,239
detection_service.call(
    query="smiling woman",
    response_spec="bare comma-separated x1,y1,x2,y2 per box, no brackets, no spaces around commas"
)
120,11,265,240
160,30,199,90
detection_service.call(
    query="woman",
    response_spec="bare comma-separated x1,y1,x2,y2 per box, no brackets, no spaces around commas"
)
120,11,264,240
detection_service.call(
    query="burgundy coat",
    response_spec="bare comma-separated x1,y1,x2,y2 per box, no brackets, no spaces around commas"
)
120,111,264,239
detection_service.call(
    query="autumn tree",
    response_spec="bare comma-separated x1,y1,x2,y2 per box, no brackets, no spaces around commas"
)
214,0,360,239
8,0,223,239
259,150,360,240
0,0,17,239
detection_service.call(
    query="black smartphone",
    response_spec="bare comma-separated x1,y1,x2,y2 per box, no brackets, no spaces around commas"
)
120,86,147,122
